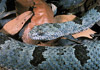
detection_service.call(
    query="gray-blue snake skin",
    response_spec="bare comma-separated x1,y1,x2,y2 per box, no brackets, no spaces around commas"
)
0,32,100,70
29,6,100,40
1,0,100,70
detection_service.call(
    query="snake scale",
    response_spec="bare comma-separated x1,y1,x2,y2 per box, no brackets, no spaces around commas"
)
29,6,100,40
1,0,100,70
1,31,100,70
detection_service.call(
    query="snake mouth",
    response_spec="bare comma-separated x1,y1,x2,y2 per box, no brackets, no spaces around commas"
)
29,34,58,40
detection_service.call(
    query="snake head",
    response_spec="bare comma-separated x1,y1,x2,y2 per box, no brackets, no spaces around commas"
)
29,8,100,41
29,23,63,40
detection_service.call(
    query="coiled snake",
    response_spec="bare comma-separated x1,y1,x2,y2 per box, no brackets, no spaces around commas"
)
1,0,100,70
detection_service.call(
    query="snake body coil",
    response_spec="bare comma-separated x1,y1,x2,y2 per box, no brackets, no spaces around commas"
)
1,0,100,70
0,33,100,70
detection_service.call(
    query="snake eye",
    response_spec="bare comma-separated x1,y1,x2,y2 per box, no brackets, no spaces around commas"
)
38,32,44,36
53,23,61,28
